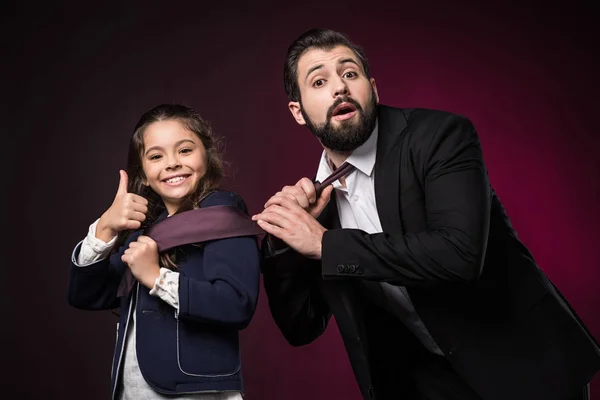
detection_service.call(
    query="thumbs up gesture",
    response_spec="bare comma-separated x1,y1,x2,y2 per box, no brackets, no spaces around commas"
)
96,170,149,243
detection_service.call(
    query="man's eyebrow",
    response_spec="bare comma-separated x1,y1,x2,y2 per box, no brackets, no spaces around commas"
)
306,64,324,81
305,58,361,82
339,58,360,68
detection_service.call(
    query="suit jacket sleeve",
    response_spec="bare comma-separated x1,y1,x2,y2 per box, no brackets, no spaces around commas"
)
261,240,332,346
322,113,491,285
177,192,261,330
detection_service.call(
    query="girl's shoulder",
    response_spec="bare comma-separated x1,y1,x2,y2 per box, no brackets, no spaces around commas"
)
199,190,249,213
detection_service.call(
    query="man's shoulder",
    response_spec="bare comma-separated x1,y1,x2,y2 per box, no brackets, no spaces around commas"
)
377,105,477,153
378,104,470,127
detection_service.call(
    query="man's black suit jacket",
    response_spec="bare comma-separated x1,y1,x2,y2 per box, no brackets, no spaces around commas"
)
262,105,600,400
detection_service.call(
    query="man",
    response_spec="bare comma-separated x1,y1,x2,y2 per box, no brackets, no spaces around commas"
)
252,28,600,400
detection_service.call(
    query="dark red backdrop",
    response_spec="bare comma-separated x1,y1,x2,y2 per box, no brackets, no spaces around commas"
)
4,1,598,398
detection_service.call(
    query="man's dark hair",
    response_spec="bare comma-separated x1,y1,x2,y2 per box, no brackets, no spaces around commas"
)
283,28,371,102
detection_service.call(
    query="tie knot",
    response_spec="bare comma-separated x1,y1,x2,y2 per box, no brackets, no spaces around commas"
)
314,162,355,195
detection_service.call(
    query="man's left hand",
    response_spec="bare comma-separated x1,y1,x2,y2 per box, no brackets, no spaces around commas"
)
252,196,327,259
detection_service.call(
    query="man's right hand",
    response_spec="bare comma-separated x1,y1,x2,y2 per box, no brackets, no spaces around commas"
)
96,170,149,243
263,177,334,219
254,178,333,251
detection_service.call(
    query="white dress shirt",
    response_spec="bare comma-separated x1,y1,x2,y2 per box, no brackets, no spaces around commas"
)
316,123,444,356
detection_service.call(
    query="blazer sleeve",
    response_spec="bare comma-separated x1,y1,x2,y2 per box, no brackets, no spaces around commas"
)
322,113,491,285
67,231,142,310
261,236,332,346
176,192,261,330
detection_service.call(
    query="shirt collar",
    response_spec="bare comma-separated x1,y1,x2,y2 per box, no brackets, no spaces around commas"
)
316,121,378,184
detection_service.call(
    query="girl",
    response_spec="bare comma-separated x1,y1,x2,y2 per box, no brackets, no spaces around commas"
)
67,104,261,400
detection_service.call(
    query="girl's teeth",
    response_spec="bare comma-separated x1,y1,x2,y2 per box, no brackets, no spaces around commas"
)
167,176,185,183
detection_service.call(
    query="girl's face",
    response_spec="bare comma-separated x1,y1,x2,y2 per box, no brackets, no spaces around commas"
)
141,120,207,215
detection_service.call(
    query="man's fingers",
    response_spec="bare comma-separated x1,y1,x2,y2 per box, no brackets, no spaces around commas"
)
255,208,292,230
256,219,287,240
264,192,299,209
263,196,306,214
296,177,317,205
312,184,334,215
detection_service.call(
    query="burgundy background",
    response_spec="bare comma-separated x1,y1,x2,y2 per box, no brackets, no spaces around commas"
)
4,1,599,398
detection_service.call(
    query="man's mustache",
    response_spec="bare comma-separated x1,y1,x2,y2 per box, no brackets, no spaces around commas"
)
326,97,363,121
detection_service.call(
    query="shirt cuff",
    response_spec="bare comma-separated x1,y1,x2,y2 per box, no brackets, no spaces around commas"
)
74,219,117,266
149,268,180,310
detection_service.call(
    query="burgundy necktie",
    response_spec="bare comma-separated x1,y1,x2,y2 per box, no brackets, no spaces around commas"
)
266,162,355,250
314,162,355,195
116,205,263,297
116,163,355,297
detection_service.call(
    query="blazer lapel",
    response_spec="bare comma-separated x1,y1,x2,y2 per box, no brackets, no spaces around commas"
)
374,105,408,236
317,190,341,229
317,192,374,397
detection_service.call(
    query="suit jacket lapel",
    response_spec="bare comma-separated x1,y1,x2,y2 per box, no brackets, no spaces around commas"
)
316,106,411,398
317,190,341,229
318,105,408,235
374,105,407,236
317,192,374,396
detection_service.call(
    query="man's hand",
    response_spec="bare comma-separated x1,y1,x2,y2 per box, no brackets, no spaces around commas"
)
253,196,328,259
263,177,334,219
253,179,333,259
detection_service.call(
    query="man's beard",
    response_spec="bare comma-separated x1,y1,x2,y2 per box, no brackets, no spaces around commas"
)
301,87,378,152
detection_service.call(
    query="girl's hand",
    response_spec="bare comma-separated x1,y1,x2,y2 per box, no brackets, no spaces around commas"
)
121,235,161,289
96,170,148,242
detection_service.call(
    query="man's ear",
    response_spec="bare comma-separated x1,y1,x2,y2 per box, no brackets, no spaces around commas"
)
288,101,306,125
370,77,380,103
